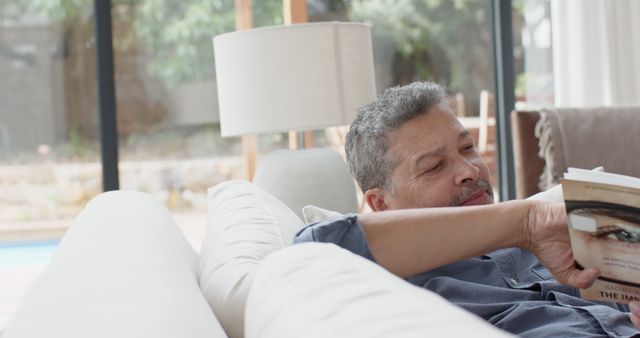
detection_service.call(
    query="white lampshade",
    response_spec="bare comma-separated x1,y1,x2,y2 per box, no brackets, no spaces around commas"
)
213,22,377,137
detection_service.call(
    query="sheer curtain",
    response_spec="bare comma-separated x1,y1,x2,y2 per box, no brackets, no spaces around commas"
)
551,0,640,107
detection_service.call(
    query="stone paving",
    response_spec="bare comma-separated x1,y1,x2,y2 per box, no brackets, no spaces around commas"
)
0,156,245,224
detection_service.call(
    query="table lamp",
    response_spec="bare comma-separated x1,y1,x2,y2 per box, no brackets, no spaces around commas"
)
213,21,376,139
213,21,377,214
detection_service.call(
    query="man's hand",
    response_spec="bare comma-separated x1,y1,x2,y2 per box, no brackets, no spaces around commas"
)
523,201,601,289
630,302,640,329
359,199,601,280
525,201,640,329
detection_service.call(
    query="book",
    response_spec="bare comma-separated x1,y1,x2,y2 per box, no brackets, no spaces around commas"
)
561,168,640,304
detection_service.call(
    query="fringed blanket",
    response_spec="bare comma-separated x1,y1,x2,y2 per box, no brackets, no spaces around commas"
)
534,106,640,191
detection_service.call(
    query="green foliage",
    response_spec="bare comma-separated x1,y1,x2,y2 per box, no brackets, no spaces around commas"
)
19,0,91,25
17,0,508,107
19,0,283,88
133,0,234,87
349,0,495,102
351,0,430,58
515,72,526,98
57,128,97,161
512,0,526,15
132,0,283,87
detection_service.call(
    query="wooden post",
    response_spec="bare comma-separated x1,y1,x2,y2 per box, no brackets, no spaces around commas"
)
288,131,298,149
284,0,313,149
284,0,308,24
235,0,252,31
479,90,490,153
235,0,258,180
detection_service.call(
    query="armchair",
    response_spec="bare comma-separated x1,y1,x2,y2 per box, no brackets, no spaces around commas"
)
511,106,640,199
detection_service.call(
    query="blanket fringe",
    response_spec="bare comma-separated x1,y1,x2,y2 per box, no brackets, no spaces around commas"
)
534,111,558,190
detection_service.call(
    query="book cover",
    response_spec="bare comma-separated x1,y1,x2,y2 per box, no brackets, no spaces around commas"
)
561,168,640,304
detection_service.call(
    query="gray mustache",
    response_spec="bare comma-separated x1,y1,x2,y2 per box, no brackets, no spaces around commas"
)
450,180,494,206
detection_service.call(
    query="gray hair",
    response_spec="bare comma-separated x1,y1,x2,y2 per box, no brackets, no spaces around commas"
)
345,81,448,193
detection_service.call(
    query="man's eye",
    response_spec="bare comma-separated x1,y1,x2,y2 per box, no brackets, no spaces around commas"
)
461,144,476,153
424,162,442,175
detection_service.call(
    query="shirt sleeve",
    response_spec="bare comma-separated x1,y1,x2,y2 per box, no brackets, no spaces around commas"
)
293,214,376,262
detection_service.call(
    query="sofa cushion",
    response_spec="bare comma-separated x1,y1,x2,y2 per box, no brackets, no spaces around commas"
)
200,180,304,338
252,148,359,220
4,191,226,338
245,243,513,338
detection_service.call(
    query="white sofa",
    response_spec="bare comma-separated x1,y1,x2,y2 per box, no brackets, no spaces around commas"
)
4,150,513,338
3,191,227,338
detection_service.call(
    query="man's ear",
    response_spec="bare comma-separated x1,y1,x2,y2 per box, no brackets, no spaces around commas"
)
364,188,390,211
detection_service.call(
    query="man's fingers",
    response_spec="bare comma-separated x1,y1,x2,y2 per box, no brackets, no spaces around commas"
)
562,268,600,289
631,313,640,329
629,302,640,329
564,271,640,329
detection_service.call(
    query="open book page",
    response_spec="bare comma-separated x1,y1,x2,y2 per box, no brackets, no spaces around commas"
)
566,168,640,190
562,168,640,304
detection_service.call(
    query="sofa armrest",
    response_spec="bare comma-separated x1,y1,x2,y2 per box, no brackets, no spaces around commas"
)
511,106,640,199
245,243,513,338
4,191,226,338
511,110,545,199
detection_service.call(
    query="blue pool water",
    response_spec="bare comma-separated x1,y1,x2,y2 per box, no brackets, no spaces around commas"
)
0,240,59,269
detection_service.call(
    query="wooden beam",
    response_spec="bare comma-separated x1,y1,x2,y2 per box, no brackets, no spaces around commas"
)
288,131,299,149
242,135,258,180
284,0,312,149
235,0,258,179
303,129,314,148
287,131,314,149
284,0,308,24
235,0,253,30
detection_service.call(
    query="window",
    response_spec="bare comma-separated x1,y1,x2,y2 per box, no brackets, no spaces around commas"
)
0,1,101,225
309,0,500,195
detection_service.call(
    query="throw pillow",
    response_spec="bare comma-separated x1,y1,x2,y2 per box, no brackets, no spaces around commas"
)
302,204,345,224
199,180,304,338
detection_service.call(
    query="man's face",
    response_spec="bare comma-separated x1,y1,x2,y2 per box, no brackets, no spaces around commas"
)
367,105,494,210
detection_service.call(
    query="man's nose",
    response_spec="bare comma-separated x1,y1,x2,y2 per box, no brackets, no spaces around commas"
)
454,157,480,185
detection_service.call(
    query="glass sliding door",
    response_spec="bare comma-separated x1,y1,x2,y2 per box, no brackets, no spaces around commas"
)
0,0,99,329
0,2,101,231
308,0,501,198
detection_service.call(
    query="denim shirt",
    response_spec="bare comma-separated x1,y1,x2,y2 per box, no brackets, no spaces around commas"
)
293,214,640,338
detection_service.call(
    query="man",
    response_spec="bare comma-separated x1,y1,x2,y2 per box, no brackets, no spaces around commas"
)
294,82,640,337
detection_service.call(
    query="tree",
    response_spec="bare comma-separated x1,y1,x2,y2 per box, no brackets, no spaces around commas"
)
15,0,519,115
132,0,285,87
349,0,495,113
19,0,283,88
